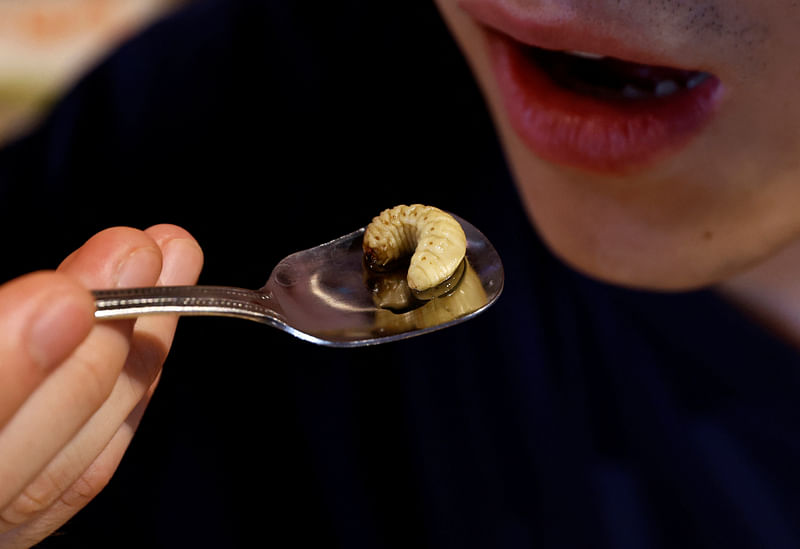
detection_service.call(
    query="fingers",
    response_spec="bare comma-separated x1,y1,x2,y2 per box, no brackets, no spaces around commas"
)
0,386,157,549
0,273,94,427
0,225,203,543
145,224,205,287
126,224,205,383
58,226,163,289
0,227,163,517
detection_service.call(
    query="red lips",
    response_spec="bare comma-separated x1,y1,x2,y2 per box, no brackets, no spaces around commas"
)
464,4,725,173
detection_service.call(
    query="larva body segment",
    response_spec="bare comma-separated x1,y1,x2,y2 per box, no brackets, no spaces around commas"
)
363,204,467,291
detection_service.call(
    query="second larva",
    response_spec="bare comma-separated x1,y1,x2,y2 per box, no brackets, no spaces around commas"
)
362,204,467,292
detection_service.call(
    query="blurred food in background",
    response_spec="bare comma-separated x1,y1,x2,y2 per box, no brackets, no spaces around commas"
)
0,0,186,147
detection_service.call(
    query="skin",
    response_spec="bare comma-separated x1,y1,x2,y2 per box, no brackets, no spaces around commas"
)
0,224,203,548
433,0,800,341
2,2,800,543
434,0,800,287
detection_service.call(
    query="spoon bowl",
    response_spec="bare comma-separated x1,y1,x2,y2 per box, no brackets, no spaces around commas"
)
92,214,504,347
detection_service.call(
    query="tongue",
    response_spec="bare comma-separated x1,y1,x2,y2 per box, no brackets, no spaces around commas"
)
526,47,709,101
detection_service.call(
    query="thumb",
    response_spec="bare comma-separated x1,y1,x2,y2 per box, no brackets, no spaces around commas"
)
0,272,95,426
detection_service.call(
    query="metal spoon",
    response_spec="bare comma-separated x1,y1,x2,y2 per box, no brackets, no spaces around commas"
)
92,214,504,347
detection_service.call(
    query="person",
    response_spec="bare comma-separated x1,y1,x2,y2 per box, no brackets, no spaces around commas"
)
0,225,203,548
1,0,800,547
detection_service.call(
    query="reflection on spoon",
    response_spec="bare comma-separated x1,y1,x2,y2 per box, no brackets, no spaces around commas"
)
371,260,487,337
93,214,503,347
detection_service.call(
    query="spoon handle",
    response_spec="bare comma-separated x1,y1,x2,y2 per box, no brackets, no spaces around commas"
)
92,285,282,324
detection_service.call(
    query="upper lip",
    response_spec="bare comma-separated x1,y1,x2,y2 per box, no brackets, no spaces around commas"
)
458,0,715,73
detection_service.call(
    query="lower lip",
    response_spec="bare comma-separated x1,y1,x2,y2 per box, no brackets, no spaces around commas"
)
483,30,724,174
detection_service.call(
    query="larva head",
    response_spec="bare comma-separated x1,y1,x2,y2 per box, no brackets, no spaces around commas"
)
362,205,414,269
363,204,468,293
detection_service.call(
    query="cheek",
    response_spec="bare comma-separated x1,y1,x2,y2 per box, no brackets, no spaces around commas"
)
434,0,800,290
486,78,800,290
509,143,800,291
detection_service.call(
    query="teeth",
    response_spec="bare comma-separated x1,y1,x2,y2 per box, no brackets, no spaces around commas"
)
654,80,679,97
687,72,711,89
622,85,647,99
564,50,606,60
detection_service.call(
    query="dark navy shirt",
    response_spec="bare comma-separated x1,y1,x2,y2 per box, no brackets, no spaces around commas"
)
2,1,800,547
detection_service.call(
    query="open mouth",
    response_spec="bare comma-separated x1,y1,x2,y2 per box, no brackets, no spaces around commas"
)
483,31,724,173
527,47,713,103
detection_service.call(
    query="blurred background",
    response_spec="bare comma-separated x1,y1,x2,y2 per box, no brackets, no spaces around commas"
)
0,0,186,147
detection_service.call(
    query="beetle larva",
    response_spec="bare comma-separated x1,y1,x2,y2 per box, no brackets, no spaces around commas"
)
362,204,467,292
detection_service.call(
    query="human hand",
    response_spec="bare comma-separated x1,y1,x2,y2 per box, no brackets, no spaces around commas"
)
0,224,203,548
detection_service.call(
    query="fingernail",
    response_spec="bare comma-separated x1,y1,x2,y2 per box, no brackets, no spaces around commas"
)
29,294,92,370
116,247,161,288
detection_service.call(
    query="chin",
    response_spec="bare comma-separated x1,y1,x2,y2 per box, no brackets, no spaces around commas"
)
531,224,712,292
432,0,800,293
522,190,791,293
544,241,731,293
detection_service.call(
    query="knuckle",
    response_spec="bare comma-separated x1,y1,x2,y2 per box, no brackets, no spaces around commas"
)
0,470,63,528
0,453,120,531
58,461,113,512
68,351,118,410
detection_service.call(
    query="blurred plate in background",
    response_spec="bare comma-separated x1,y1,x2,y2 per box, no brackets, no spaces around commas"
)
0,0,187,146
